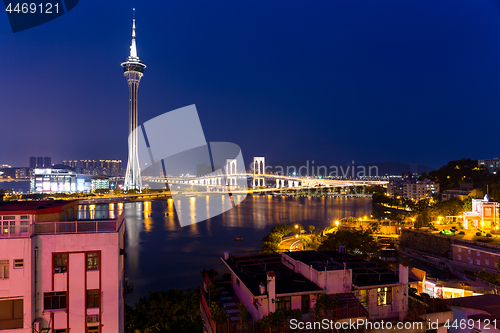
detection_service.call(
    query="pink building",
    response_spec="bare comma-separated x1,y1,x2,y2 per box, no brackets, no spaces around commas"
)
0,201,125,333
452,243,500,273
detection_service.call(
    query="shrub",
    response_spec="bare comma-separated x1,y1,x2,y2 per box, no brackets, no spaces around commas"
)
487,233,492,237
458,231,465,235
476,232,482,236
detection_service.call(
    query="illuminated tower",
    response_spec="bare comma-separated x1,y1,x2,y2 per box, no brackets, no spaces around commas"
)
121,10,146,191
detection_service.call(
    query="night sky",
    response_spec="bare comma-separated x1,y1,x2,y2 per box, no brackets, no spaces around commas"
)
2,0,500,169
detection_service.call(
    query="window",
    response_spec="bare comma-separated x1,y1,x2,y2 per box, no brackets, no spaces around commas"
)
359,290,368,308
13,259,23,268
87,326,99,333
53,254,67,273
457,255,462,261
377,287,392,306
477,251,481,257
54,330,67,333
468,258,473,265
301,294,310,311
276,296,291,311
485,259,490,266
86,252,99,271
86,289,100,308
0,260,9,279
0,299,23,329
476,260,481,265
458,247,461,253
468,250,471,255
44,292,67,310
20,220,29,233
2,221,9,234
9,221,15,234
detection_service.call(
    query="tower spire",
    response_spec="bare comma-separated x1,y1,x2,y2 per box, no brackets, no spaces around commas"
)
130,9,138,59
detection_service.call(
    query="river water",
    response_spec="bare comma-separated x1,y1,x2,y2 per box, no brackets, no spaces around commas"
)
80,195,373,305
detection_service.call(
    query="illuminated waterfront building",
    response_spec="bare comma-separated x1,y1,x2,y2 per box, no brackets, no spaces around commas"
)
30,168,110,194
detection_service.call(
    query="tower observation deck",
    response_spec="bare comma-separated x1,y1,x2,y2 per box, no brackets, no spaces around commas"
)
121,10,146,191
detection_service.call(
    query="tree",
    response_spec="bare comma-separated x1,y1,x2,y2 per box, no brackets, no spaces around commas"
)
209,303,229,325
463,197,473,212
237,301,249,328
308,225,315,234
270,224,294,238
318,229,380,258
125,289,203,333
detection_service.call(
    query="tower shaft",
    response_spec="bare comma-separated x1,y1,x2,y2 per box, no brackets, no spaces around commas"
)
122,12,146,191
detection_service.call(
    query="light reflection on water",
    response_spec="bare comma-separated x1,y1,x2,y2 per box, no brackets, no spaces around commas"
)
79,195,373,305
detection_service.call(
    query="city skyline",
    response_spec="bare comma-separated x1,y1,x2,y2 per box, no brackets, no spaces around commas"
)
2,1,500,168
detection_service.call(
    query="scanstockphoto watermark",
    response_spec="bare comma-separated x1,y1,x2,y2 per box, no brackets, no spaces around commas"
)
249,160,379,178
289,318,441,331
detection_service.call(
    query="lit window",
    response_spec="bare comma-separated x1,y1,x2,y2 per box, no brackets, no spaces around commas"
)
86,252,99,271
44,292,67,310
377,287,392,306
359,290,368,308
0,260,9,279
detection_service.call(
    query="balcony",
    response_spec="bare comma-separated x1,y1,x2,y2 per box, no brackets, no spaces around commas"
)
0,214,124,238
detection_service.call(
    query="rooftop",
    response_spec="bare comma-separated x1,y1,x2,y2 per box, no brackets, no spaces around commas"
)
450,294,500,315
285,250,404,287
0,200,78,215
222,252,323,297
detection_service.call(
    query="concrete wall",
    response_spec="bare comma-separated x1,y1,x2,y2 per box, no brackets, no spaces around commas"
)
35,229,124,333
0,237,34,332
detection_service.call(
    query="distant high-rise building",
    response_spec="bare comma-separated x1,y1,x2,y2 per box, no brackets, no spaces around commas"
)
62,160,123,177
29,156,51,168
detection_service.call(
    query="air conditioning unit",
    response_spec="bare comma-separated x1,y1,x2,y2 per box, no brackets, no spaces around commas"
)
54,267,62,274
86,315,99,323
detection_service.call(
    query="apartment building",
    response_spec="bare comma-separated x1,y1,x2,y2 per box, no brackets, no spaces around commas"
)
0,201,125,333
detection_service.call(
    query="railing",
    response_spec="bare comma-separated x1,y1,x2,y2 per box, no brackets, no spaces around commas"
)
0,216,123,238
200,287,217,333
34,219,119,235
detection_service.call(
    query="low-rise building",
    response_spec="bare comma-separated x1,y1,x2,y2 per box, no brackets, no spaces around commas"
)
478,158,500,174
388,179,439,201
202,249,411,330
0,201,125,332
448,294,500,333
451,243,500,273
463,194,499,231
30,168,110,194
